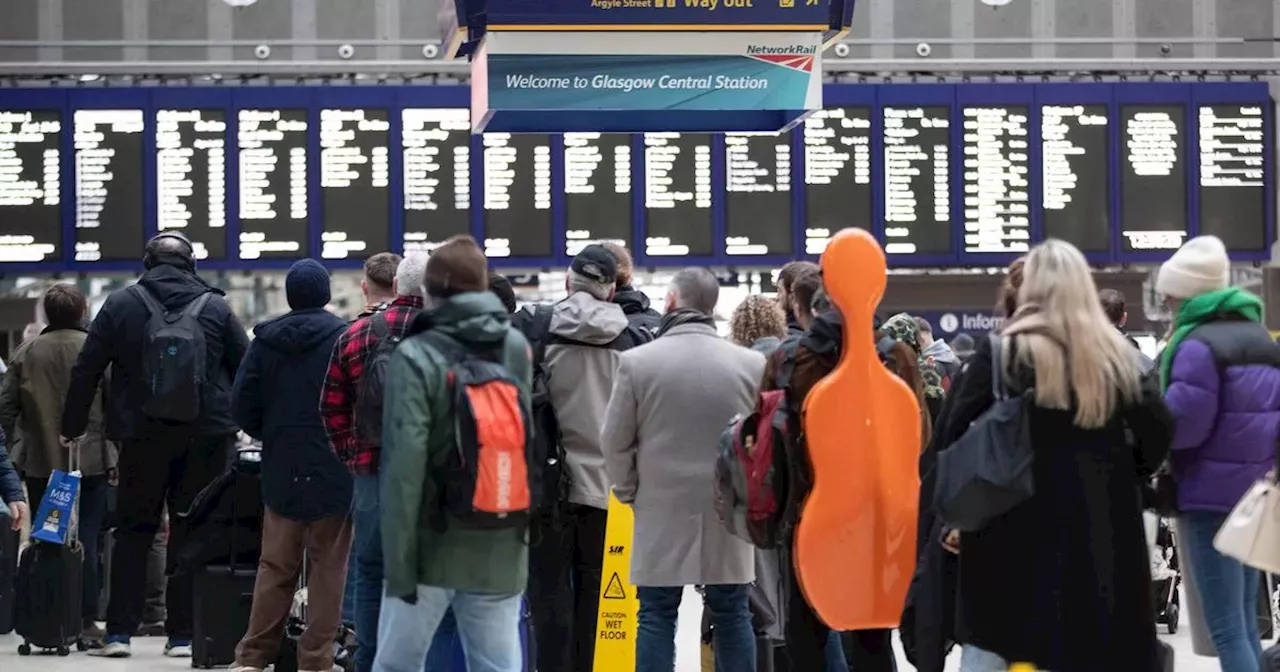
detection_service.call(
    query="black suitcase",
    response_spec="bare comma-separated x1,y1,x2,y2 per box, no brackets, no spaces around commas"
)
14,540,84,656
0,527,17,634
192,563,257,668
191,449,263,669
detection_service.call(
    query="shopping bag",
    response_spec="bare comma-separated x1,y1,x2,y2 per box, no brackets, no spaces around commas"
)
30,469,80,545
1214,477,1280,575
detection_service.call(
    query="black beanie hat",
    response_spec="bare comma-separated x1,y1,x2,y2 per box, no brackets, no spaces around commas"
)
286,259,332,310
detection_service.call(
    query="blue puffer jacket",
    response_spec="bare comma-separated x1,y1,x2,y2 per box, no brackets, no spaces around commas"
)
1164,318,1280,512
0,430,22,505
232,308,352,522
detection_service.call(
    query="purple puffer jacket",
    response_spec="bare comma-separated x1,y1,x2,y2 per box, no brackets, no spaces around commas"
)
1164,319,1280,512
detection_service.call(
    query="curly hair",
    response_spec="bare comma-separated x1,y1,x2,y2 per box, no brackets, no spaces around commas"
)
730,295,787,348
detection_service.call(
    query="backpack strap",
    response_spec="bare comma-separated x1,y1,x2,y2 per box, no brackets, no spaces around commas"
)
529,304,556,369
184,292,214,319
370,311,390,341
131,285,214,321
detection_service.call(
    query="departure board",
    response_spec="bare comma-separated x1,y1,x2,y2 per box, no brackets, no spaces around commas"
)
482,132,552,258
238,109,308,259
883,106,952,255
0,110,61,262
961,106,1031,254
320,108,390,259
74,109,145,262
1199,104,1267,251
1041,104,1110,252
402,108,471,254
564,132,633,256
643,132,712,257
156,109,227,261
803,107,872,255
725,131,793,256
1120,105,1188,252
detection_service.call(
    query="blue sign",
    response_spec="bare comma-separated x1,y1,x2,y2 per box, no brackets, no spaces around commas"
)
484,0,830,30
912,310,1006,338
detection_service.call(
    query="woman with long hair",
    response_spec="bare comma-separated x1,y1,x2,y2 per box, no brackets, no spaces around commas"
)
932,239,1172,671
1158,235,1280,672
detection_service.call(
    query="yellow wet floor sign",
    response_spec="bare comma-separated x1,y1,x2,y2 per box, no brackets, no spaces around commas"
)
594,492,640,671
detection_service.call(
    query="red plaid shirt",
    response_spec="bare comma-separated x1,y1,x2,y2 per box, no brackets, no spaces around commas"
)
322,296,423,475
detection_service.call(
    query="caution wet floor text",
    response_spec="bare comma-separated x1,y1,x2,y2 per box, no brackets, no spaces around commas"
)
593,492,639,670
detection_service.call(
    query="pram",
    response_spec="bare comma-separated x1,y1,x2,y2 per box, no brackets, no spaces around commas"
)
1149,515,1181,634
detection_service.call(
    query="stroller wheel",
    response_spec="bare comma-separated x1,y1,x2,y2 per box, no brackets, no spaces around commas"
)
1167,603,1180,634
17,643,31,656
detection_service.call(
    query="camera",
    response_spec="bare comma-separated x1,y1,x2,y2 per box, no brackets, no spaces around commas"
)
915,42,932,58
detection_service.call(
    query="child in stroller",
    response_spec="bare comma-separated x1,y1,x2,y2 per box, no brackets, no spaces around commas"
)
1149,515,1181,634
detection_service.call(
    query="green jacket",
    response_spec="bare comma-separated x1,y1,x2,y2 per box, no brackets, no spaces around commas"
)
381,291,532,599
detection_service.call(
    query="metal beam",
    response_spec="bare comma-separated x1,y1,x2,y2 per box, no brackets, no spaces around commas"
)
1,57,1280,77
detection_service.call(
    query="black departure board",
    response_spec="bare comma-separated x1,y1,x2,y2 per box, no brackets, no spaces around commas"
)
0,111,61,262
803,107,872,256
961,106,1031,254
1120,105,1187,253
1041,104,1110,252
725,131,793,256
238,109,308,259
156,109,227,261
74,109,145,262
564,132,633,256
482,132,552,259
883,106,952,255
643,132,712,257
402,108,471,254
320,108,390,259
1199,104,1267,251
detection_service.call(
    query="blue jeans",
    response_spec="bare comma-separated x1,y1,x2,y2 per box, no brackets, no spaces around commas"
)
374,585,523,672
353,474,457,672
1182,509,1264,672
638,585,755,672
960,645,1008,671
343,540,357,625
824,632,847,671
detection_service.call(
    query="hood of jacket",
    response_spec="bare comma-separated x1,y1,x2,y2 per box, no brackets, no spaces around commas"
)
613,286,654,316
252,308,347,355
136,263,224,310
551,292,629,345
922,339,958,365
411,291,512,346
801,311,844,358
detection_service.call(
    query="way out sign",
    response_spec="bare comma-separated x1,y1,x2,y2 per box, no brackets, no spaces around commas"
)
594,493,640,670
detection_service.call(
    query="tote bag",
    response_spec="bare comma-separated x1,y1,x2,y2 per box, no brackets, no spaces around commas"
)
933,335,1035,532
1214,475,1280,575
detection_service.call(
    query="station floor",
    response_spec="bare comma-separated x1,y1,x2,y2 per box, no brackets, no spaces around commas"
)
0,585,1225,672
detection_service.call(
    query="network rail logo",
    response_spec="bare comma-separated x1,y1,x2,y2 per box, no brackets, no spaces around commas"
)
744,44,817,72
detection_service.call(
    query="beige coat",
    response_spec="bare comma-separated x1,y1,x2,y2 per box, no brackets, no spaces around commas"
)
601,322,765,587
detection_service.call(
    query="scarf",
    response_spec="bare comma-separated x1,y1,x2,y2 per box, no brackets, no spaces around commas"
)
657,308,716,336
1160,287,1263,391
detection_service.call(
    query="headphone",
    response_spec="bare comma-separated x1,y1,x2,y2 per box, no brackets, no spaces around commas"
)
144,231,196,269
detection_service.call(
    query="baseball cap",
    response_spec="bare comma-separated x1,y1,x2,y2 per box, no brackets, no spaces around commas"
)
571,244,619,285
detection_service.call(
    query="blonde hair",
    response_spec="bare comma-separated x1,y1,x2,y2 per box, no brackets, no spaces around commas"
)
1002,239,1142,429
730,295,787,348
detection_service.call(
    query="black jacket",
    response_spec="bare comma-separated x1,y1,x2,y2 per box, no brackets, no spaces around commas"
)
612,286,661,334
0,431,22,504
63,264,250,441
232,308,351,523
933,336,1171,670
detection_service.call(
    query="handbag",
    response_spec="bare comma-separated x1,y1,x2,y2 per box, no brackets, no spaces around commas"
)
1214,472,1280,575
933,334,1035,532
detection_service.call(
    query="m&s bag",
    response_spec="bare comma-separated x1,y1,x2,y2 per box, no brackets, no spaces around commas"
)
31,469,80,545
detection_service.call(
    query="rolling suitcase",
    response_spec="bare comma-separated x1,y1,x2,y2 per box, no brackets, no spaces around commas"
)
0,526,17,634
192,449,262,669
15,444,86,656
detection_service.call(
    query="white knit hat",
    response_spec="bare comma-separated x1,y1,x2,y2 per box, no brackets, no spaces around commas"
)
1155,235,1231,300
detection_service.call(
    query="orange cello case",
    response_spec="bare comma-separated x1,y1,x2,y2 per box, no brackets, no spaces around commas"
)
794,228,922,630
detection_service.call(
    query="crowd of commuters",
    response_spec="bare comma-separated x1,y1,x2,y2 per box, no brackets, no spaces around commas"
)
0,230,1277,672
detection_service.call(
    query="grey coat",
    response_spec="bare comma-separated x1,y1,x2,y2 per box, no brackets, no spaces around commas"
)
601,322,765,587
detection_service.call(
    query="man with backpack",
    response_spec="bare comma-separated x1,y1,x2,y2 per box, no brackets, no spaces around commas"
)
61,231,250,659
322,252,459,672
513,245,653,672
375,235,533,672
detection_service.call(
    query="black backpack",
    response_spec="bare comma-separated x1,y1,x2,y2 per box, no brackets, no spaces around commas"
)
420,331,537,529
355,311,416,446
525,305,567,514
132,286,214,423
